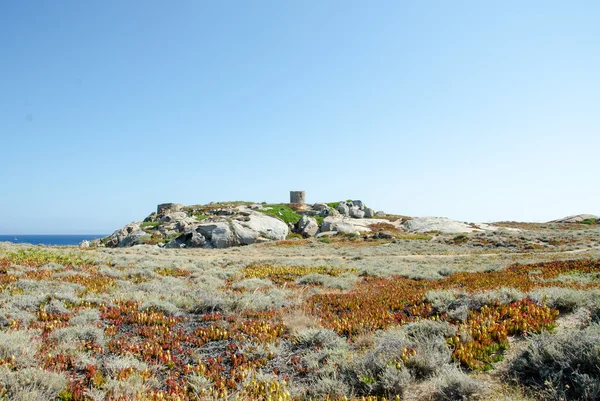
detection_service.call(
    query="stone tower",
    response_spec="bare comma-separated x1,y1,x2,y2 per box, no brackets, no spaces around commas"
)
290,191,306,204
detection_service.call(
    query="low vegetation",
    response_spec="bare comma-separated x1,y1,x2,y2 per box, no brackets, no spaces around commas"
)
0,224,599,400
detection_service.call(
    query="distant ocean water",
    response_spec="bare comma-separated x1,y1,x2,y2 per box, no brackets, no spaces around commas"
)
0,235,106,246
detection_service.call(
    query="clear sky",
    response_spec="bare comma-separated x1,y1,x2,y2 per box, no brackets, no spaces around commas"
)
1,1,599,234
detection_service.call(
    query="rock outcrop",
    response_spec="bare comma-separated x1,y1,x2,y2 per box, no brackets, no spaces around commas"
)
103,199,387,249
550,214,599,224
403,217,501,234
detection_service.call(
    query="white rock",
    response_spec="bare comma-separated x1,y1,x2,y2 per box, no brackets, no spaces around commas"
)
403,217,500,234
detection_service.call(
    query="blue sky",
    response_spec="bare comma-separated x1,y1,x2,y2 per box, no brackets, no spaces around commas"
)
1,1,598,234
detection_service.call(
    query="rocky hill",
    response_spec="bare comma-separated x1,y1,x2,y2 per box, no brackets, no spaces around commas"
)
92,200,510,249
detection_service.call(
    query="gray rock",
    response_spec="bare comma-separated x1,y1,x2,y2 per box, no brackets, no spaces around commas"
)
336,202,349,216
144,212,158,222
320,220,333,232
375,211,386,217
318,208,332,217
175,218,199,232
119,230,149,247
197,222,237,248
172,231,207,248
211,225,236,248
79,240,90,248
312,203,329,211
105,237,119,248
164,239,185,249
105,222,141,247
349,207,365,219
232,221,259,245
159,212,188,224
364,208,375,218
157,203,184,214
352,200,365,210
296,215,319,237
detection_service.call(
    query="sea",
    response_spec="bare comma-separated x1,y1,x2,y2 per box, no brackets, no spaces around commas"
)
0,235,106,246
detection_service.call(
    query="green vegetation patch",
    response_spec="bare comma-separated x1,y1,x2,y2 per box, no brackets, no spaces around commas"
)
259,204,302,225
4,249,93,267
238,263,356,285
140,221,159,229
193,213,209,221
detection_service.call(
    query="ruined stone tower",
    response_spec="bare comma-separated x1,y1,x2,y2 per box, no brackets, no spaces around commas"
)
290,191,306,204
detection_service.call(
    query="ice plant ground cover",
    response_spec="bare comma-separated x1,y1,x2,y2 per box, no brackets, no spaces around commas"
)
0,229,599,400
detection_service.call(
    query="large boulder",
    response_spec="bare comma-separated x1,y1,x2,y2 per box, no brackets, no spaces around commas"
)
197,222,236,248
231,221,259,245
349,207,365,219
403,217,499,234
167,231,207,248
352,200,365,210
243,213,288,240
312,203,329,211
296,215,319,237
105,222,141,247
321,216,403,234
159,212,188,224
364,208,375,218
336,202,350,216
157,203,184,215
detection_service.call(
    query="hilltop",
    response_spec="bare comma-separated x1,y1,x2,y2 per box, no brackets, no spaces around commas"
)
92,200,600,254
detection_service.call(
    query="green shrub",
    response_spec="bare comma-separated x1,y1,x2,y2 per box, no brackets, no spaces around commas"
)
140,221,159,229
260,204,302,224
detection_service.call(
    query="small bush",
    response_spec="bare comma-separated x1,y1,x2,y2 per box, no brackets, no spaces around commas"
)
140,299,181,316
189,292,227,314
0,366,67,400
430,367,486,400
528,287,591,312
310,377,350,398
294,328,346,350
0,330,40,367
232,278,273,291
468,288,527,311
51,325,105,348
378,365,412,397
509,324,600,400
70,308,101,326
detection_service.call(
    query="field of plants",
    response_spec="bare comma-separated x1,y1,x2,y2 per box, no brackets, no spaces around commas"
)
0,226,599,400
